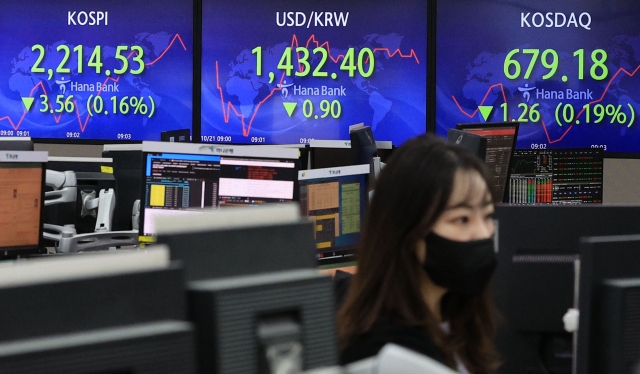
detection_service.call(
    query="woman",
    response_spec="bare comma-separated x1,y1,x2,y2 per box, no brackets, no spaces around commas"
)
337,134,501,373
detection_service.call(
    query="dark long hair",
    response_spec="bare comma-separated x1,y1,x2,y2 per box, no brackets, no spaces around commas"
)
337,134,501,373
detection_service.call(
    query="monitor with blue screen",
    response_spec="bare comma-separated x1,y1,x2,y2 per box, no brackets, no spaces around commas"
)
200,0,427,146
0,0,193,141
436,0,640,154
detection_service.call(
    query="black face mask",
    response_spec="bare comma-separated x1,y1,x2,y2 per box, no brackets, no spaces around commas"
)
422,232,497,295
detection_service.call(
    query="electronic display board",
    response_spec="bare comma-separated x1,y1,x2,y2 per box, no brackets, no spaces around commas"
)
0,0,193,141
201,0,427,146
436,0,640,154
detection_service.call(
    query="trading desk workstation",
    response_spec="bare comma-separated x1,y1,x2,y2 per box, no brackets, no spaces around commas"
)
1,0,640,373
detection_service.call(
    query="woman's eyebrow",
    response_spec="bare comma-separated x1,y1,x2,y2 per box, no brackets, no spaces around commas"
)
446,198,493,210
445,202,474,210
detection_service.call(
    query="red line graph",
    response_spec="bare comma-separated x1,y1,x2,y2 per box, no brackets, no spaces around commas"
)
291,34,420,69
452,63,640,144
215,34,420,137
1,34,187,132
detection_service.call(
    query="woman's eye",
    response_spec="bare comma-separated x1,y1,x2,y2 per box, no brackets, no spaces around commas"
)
454,216,470,224
484,213,495,221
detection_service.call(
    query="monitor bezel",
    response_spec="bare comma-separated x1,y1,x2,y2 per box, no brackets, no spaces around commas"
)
46,157,114,173
0,137,34,151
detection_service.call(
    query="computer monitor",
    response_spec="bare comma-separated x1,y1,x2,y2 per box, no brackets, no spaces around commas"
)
494,205,640,373
299,164,369,266
446,129,487,160
350,125,378,166
309,140,394,170
103,144,144,231
0,137,34,151
139,142,300,241
0,151,47,259
156,204,317,282
46,156,113,174
507,148,604,204
188,269,338,374
456,122,519,202
154,205,336,373
43,157,117,235
0,249,197,373
576,235,640,373
594,278,640,373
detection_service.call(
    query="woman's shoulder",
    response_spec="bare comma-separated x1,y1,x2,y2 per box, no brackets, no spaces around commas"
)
340,320,445,365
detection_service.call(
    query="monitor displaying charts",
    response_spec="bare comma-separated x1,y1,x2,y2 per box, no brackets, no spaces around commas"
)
436,0,640,154
507,148,603,204
299,164,369,265
0,0,193,141
200,0,427,146
139,142,299,241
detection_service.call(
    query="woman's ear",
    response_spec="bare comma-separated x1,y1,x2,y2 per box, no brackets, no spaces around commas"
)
415,238,427,264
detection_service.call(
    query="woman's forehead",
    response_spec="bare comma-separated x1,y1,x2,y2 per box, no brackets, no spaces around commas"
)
447,170,491,208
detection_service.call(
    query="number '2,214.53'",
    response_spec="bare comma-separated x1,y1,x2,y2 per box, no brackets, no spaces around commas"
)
31,45,145,76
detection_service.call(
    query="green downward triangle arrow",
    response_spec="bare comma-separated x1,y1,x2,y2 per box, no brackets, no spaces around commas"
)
478,106,493,121
22,97,35,112
283,102,297,117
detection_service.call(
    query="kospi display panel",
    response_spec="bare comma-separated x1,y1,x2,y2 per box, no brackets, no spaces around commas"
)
436,0,640,154
0,1,193,141
201,0,427,146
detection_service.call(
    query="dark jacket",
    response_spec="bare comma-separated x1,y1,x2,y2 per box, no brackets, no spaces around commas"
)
334,270,446,366
340,320,446,365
